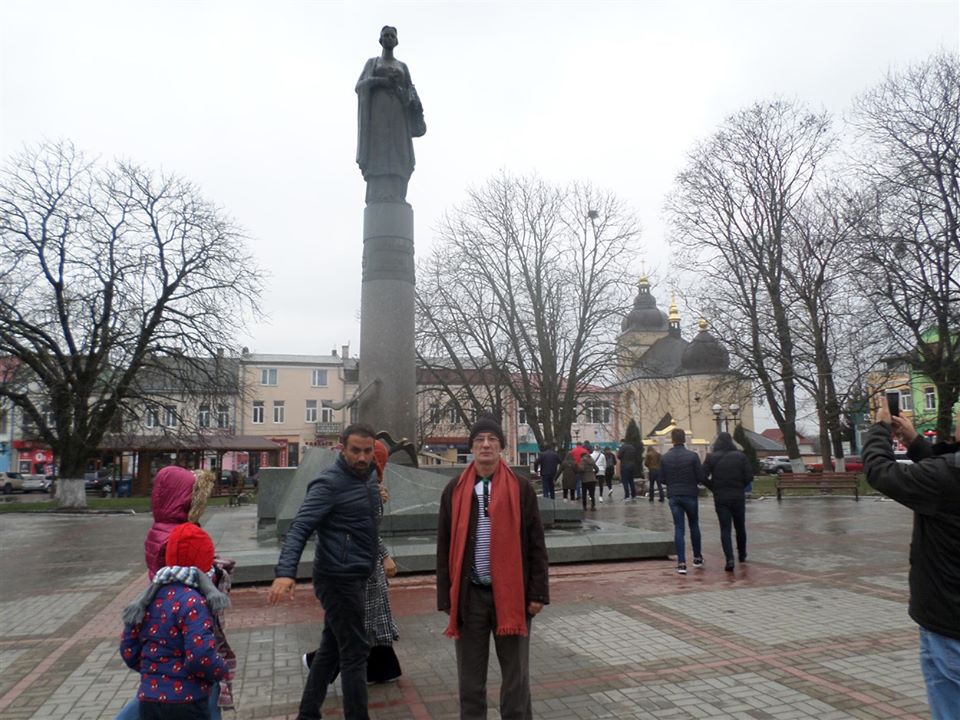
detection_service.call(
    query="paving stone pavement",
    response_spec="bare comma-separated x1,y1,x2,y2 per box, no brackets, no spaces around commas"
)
0,494,933,719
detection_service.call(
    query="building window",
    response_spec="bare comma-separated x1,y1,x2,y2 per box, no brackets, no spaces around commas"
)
163,406,178,428
273,401,285,424
252,401,264,424
924,387,937,411
899,391,913,412
146,406,159,428
321,406,334,423
312,369,328,387
216,405,229,428
0,408,6,435
583,400,611,424
198,405,211,428
518,406,540,426
429,403,442,424
260,368,278,386
350,405,358,424
305,400,318,423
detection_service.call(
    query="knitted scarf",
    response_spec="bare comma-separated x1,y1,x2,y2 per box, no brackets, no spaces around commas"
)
122,565,230,626
444,459,526,639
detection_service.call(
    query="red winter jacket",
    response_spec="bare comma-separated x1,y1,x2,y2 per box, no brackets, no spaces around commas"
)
144,467,196,578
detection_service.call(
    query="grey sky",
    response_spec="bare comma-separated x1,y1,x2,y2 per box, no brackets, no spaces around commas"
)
1,0,957,360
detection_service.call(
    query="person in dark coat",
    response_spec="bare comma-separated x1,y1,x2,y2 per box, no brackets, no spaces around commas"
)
660,428,705,574
534,444,560,499
560,450,577,501
863,400,960,719
436,413,549,720
703,432,753,571
617,439,639,502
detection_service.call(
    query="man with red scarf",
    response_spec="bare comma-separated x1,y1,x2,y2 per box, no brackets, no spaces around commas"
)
436,412,549,719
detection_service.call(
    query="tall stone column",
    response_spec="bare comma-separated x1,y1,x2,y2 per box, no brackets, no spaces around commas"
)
359,202,416,443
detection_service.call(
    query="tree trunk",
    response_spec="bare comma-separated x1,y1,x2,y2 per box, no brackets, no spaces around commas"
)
55,478,87,508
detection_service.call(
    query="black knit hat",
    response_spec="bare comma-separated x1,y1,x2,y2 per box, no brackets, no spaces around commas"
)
469,411,506,447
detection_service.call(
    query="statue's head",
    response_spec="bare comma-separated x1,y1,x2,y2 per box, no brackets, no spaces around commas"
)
379,25,398,49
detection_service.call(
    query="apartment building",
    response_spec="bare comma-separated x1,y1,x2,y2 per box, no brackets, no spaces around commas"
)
238,347,359,468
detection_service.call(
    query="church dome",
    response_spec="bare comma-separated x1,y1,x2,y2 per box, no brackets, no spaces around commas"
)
680,317,730,373
621,275,668,333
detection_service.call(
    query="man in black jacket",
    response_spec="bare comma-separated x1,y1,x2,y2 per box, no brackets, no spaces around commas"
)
863,401,960,720
660,428,705,574
268,423,381,720
534,443,560,499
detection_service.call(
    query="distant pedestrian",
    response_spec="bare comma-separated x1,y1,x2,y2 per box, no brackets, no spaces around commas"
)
863,400,960,719
660,428,705,574
560,450,577,501
602,448,616,500
120,523,228,720
617,438,639,502
534,444,560,499
571,442,589,500
436,413,549,719
703,432,752,571
645,446,664,502
580,443,599,511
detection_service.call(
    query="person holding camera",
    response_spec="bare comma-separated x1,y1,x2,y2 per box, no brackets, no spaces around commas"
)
863,397,960,719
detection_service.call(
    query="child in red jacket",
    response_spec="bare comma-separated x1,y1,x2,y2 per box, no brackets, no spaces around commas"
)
120,523,228,719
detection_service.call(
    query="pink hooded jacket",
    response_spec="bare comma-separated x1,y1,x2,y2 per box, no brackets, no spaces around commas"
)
144,466,197,578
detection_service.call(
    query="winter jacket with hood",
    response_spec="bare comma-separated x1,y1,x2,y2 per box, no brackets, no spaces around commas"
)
703,433,753,501
144,467,215,579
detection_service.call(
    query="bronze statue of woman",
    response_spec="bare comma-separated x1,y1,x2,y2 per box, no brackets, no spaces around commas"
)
356,26,426,205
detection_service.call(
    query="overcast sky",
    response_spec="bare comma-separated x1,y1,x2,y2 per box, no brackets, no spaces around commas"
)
2,0,958,362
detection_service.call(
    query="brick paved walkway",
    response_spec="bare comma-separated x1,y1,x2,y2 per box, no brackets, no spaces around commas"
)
0,495,931,718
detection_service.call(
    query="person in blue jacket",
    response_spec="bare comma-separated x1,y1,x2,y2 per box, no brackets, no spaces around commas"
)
268,423,382,720
660,428,706,574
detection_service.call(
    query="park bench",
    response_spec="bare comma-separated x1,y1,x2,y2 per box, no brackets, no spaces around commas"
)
776,472,860,501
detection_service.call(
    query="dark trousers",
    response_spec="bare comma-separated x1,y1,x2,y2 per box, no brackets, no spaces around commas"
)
581,481,597,509
541,472,556,499
620,465,637,499
298,576,370,720
714,497,747,562
139,699,209,720
603,470,614,492
668,495,702,564
455,585,533,720
647,469,664,500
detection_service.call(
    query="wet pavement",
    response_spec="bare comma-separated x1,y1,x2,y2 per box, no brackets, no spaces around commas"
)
0,492,931,719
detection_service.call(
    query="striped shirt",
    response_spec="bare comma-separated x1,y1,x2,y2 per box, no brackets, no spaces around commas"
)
471,477,492,584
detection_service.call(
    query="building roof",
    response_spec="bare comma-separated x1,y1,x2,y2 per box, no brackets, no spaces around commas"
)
760,428,812,444
679,319,730,374
242,353,358,369
621,276,668,334
742,428,786,452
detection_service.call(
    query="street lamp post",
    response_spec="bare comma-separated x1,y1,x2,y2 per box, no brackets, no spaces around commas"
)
711,403,741,435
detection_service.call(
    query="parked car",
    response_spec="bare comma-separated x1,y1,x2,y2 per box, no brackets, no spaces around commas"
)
21,474,51,493
83,471,113,496
0,471,24,494
759,456,807,475
809,455,864,473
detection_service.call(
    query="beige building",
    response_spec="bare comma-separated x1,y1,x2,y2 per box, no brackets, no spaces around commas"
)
238,348,359,469
617,276,754,448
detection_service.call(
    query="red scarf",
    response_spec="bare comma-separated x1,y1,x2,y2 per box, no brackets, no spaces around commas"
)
444,459,527,639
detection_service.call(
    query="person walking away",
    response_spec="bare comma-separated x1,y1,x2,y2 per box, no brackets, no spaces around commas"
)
580,443,599,510
590,443,606,503
570,442,588,500
602,447,616,500
120,523,228,720
703,432,752,571
645,446,664,502
436,413,549,720
534,444,560,500
617,438,638,502
268,423,382,720
660,428,705,574
560,450,577,502
863,400,960,720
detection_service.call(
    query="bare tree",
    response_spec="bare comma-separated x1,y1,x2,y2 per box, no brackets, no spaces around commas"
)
416,173,640,450
667,99,835,470
0,141,262,506
851,53,960,440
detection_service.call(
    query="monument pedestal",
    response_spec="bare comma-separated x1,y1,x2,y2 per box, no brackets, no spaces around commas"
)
359,202,417,445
